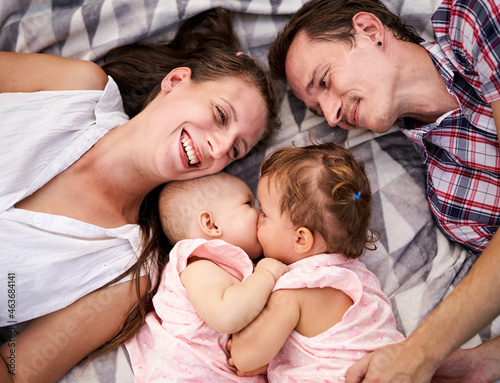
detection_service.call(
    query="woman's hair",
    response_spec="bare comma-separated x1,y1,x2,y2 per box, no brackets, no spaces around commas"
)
260,143,378,259
102,7,280,142
268,0,424,82
95,8,279,358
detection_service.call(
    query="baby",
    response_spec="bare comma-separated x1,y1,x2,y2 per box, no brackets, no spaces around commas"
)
230,143,405,382
125,171,287,382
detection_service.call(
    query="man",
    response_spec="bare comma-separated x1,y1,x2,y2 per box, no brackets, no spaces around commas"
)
268,0,500,381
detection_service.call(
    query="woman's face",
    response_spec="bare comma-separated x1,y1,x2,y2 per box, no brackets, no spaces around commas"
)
143,68,268,182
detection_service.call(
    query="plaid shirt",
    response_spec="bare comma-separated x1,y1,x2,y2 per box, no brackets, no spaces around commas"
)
400,0,500,255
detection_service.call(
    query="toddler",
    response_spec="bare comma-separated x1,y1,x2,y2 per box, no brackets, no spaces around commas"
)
230,143,405,382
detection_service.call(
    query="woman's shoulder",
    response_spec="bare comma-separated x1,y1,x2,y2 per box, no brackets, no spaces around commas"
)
64,59,109,91
43,56,108,91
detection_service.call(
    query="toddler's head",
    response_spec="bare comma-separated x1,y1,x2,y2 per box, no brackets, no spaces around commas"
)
159,172,262,259
257,143,378,262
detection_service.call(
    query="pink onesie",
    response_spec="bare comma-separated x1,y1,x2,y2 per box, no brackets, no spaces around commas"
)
126,238,265,382
267,253,405,383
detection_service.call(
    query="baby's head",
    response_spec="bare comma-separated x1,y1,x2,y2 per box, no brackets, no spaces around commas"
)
159,172,262,259
257,143,378,262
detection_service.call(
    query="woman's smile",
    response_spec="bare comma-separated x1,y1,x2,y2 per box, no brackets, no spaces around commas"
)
180,130,201,167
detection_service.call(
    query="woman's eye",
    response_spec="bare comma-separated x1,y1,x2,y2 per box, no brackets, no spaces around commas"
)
232,143,240,159
216,106,227,124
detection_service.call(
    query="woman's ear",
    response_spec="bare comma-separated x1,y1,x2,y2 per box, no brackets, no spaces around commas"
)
161,67,192,93
351,12,385,45
198,210,223,238
294,227,314,254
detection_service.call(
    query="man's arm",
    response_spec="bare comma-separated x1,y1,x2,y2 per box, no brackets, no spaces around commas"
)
0,51,108,93
181,257,287,335
346,202,500,382
345,99,500,383
0,276,147,382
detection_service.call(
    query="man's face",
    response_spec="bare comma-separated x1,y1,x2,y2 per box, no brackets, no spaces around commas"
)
285,30,397,134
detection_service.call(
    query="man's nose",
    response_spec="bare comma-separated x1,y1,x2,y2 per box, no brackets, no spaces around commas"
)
319,94,342,127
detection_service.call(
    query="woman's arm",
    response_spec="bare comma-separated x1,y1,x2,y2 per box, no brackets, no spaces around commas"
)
0,276,147,383
0,51,108,93
180,257,287,335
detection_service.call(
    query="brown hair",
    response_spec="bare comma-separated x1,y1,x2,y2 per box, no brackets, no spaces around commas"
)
95,8,280,358
260,143,378,259
268,0,424,82
102,7,280,142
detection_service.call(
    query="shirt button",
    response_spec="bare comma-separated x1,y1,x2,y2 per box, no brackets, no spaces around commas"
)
33,214,42,223
464,108,473,116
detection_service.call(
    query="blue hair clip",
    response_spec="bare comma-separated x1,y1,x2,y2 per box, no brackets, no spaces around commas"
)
353,191,361,200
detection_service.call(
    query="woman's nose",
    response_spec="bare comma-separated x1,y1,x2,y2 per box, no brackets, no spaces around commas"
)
207,132,233,159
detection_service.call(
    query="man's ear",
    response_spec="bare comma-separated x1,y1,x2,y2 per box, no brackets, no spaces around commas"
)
198,210,223,238
161,67,192,93
294,227,314,254
352,12,385,45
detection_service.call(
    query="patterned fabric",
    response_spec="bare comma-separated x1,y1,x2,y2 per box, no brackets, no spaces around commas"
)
125,239,264,382
1,1,499,382
268,254,404,382
400,0,500,255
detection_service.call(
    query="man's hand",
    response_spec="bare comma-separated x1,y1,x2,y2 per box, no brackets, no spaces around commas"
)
432,340,500,383
345,340,436,383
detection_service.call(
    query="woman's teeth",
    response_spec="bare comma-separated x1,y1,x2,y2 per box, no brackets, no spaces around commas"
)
181,135,200,165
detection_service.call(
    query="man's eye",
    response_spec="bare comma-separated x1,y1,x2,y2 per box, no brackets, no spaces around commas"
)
320,74,327,87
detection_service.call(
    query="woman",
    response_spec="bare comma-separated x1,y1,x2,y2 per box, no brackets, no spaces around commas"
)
0,8,279,382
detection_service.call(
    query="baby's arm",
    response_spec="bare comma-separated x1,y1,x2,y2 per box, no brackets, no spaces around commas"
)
180,257,287,334
230,289,299,372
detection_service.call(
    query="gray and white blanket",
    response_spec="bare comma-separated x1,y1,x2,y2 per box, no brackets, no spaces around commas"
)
1,0,498,381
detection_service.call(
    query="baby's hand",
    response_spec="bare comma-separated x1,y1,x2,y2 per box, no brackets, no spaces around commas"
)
255,258,288,282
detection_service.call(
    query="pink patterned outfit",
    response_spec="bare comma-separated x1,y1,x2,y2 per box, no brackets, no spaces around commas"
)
267,253,405,383
126,238,265,382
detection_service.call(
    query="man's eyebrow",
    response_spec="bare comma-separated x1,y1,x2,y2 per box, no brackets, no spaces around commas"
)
306,66,319,94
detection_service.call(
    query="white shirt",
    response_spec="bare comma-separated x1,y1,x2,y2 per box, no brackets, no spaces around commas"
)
0,77,142,325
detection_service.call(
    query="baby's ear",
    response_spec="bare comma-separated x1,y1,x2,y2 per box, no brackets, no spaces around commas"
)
294,227,314,254
198,210,223,238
